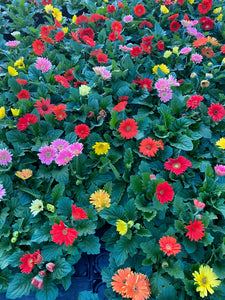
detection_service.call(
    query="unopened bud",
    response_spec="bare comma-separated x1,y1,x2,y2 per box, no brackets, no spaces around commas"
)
11,237,17,243
39,271,46,277
46,204,55,213
46,262,55,272
76,180,82,185
13,231,19,238
162,261,169,268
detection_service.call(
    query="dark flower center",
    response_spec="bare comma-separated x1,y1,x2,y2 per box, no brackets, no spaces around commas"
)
42,105,48,111
213,110,218,114
125,125,131,132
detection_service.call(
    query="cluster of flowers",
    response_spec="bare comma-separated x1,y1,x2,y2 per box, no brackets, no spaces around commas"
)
154,75,180,102
38,139,83,166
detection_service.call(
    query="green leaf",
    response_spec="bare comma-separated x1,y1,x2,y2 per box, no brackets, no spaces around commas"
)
124,148,134,166
125,199,138,221
150,273,169,296
159,104,175,128
60,274,72,291
213,261,225,279
78,235,100,255
99,203,124,225
103,181,112,195
121,54,134,71
52,258,72,280
52,166,69,184
31,222,51,243
173,196,185,216
166,261,184,279
78,291,99,300
182,237,197,254
171,134,193,151
36,279,58,300
156,285,177,300
57,197,72,218
41,244,63,261
74,219,96,236
8,251,24,267
6,273,33,299
130,175,142,193
51,183,65,202
141,241,160,264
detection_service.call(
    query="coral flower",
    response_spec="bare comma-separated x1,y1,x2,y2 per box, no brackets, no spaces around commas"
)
34,98,55,117
17,114,39,131
214,164,225,176
92,142,110,155
111,268,132,297
54,75,70,88
74,124,90,139
19,250,42,273
17,89,30,100
90,189,111,212
201,47,214,58
193,37,208,48
38,145,56,165
193,265,221,298
164,156,192,175
112,101,127,112
208,103,225,122
15,169,32,180
159,236,181,256
55,31,65,42
0,148,13,166
119,118,138,139
185,219,205,242
53,104,67,121
186,95,204,109
193,199,205,209
16,79,27,85
156,182,174,205
32,39,45,56
72,205,88,220
125,272,151,300
50,220,79,246
134,4,145,16
139,138,159,157
111,21,123,32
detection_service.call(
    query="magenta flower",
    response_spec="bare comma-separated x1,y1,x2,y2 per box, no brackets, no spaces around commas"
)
215,165,225,176
55,148,74,166
67,143,83,157
191,54,203,64
187,26,198,36
5,41,20,48
158,89,173,102
180,47,192,55
155,78,170,91
168,75,180,87
196,32,204,39
35,57,52,73
51,139,70,153
38,146,56,165
0,148,13,166
0,184,6,200
100,69,111,80
123,15,133,23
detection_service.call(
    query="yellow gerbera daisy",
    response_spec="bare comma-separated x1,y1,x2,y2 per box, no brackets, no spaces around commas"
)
52,8,62,21
160,5,169,14
15,169,33,180
14,57,25,69
92,142,110,155
116,220,128,235
72,15,77,23
216,137,225,149
8,66,18,76
44,4,54,14
90,189,111,212
11,108,20,116
0,107,6,119
192,265,221,298
152,64,170,75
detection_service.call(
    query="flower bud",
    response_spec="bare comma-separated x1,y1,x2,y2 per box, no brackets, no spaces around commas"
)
207,62,213,67
46,263,55,272
46,204,55,213
200,80,209,88
127,221,134,228
76,180,82,185
190,72,197,78
150,174,156,180
99,110,107,118
39,271,46,277
205,73,213,79
87,111,94,118
215,164,225,176
33,251,42,265
13,231,19,238
11,31,20,37
162,261,169,268
31,276,43,290
11,237,17,243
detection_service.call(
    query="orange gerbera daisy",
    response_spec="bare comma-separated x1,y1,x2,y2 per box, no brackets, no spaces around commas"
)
125,272,151,300
111,268,132,297
201,47,214,58
139,138,159,157
193,37,208,48
159,236,181,256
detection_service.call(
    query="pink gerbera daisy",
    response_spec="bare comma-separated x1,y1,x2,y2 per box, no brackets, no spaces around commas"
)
35,57,52,73
190,54,203,63
67,143,83,157
51,139,70,153
0,184,6,200
155,78,170,91
55,148,74,166
6,41,20,48
38,145,56,165
158,89,173,102
0,148,13,166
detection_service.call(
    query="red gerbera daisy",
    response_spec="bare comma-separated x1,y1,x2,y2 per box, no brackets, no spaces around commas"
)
139,21,153,28
64,68,75,81
83,36,95,47
118,1,124,8
156,182,174,205
119,96,129,102
208,103,225,122
159,236,181,256
170,20,180,32
19,250,42,274
167,14,179,21
221,45,225,54
80,28,95,40
50,220,79,246
72,204,88,220
42,0,52,5
75,124,90,139
54,75,70,88
55,31,65,42
134,4,145,17
119,118,138,139
112,101,127,112
111,21,123,33
139,79,153,92
199,17,214,30
90,49,102,57
186,95,204,109
74,80,87,88
130,46,142,57
96,53,108,63
164,156,192,175
16,79,27,85
76,15,89,26
107,5,116,13
40,25,50,36
185,219,205,242
157,40,164,51
17,89,30,100
54,18,62,28
53,104,67,121
34,98,55,117
198,0,212,15
139,138,159,157
32,39,45,56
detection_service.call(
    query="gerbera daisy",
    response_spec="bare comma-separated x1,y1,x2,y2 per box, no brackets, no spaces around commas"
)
119,118,138,139
6,40,20,48
139,138,159,157
90,189,111,212
19,250,42,273
34,98,55,117
17,89,30,100
193,265,221,298
55,148,74,166
164,156,192,175
111,101,127,112
216,137,225,149
55,31,64,42
32,39,45,56
193,37,208,48
53,104,67,121
193,199,205,209
0,184,6,200
76,15,89,25
185,219,205,241
74,124,90,139
40,25,51,36
191,53,203,63
72,204,88,220
96,53,108,63
54,75,70,88
50,220,79,246
198,0,213,15
159,236,181,256
125,272,151,300
35,57,52,73
130,46,142,57
186,95,204,109
111,268,132,297
111,21,123,32
107,5,116,13
15,169,32,180
0,148,13,166
214,164,225,176
92,142,110,155
51,139,69,152
38,145,56,165
134,4,145,16
139,79,153,92
64,68,75,81
156,182,174,205
67,143,83,157
30,199,44,216
170,20,180,31
201,47,214,58
16,79,27,85
208,103,225,122
116,220,128,236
